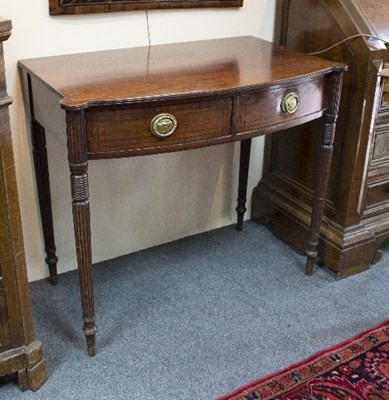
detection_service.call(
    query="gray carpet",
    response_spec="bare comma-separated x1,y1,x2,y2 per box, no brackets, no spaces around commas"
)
1,221,388,399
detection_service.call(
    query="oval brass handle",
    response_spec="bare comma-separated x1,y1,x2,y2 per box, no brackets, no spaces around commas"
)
150,113,177,138
281,92,299,114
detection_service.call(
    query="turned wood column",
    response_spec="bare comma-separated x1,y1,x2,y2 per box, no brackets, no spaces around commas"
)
66,109,96,356
306,71,344,276
30,120,58,285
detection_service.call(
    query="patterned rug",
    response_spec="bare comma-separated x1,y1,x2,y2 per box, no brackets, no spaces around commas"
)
218,320,389,400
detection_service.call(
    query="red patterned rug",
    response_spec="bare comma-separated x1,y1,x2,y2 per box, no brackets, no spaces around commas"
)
218,320,389,400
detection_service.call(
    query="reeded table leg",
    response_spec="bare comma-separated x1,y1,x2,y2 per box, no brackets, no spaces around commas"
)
236,138,252,231
306,71,344,275
66,110,96,356
31,120,58,285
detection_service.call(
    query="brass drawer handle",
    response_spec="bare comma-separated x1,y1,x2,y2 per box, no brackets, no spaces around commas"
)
281,92,299,114
150,113,177,138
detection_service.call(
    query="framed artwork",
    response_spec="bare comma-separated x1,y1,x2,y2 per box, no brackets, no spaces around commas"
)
49,0,244,15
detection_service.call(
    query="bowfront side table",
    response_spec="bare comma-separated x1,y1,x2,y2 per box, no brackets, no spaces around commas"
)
18,37,346,356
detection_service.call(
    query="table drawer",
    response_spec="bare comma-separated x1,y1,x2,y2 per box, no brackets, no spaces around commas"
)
236,78,327,133
86,98,232,156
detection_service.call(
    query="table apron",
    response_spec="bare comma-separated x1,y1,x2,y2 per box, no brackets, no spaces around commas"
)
84,76,328,159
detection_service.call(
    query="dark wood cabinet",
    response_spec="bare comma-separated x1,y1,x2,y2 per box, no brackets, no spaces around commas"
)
252,0,389,278
0,17,47,390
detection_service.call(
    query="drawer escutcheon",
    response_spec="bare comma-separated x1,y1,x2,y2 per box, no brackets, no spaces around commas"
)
150,113,178,138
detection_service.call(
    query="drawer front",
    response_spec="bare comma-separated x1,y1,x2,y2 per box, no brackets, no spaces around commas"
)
86,98,232,156
365,180,389,209
373,132,389,160
383,78,389,107
372,109,389,160
236,78,327,133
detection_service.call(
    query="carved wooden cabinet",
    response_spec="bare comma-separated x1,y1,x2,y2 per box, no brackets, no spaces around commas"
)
252,0,389,278
0,17,47,390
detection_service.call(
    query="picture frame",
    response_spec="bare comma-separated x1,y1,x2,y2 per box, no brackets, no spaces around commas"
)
49,0,243,15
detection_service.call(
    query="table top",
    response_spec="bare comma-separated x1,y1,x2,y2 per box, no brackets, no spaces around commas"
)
19,36,345,110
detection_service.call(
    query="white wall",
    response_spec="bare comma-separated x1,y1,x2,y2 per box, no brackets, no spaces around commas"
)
2,0,276,282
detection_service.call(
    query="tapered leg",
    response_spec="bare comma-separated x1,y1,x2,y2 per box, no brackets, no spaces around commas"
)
66,110,96,356
236,139,252,231
306,71,344,275
31,120,58,285
72,198,95,356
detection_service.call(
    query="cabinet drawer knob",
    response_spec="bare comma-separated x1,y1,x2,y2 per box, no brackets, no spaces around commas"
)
150,113,177,138
281,92,299,114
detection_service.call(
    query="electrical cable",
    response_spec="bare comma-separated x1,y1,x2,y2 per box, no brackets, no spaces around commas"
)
146,10,151,46
308,34,388,56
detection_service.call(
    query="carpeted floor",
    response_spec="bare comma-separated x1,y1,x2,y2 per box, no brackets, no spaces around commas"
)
1,221,388,399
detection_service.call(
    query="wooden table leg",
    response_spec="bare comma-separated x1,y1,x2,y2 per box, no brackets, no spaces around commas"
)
31,120,58,285
306,71,344,276
236,138,252,231
66,110,96,356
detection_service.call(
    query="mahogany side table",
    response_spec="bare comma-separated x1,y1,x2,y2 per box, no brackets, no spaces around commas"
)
18,37,346,356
